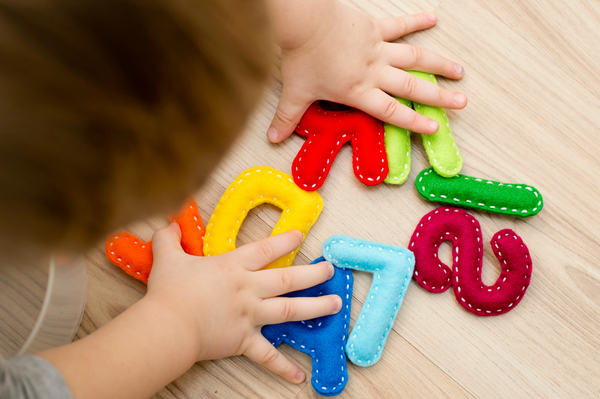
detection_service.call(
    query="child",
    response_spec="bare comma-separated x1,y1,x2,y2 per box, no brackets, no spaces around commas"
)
0,0,466,397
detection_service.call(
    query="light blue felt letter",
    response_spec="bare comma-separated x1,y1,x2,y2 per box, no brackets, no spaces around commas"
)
322,235,414,366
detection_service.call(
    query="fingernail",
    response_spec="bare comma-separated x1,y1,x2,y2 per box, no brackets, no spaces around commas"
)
267,127,279,142
296,371,306,382
454,64,464,75
454,93,466,106
427,13,437,22
428,120,439,132
332,297,342,314
327,263,335,279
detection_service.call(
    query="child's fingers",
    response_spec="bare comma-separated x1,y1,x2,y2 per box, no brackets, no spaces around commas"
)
230,231,304,271
358,88,439,134
386,43,464,80
253,261,334,298
379,67,468,109
268,89,311,143
376,12,437,42
254,295,342,326
244,335,306,384
151,222,184,262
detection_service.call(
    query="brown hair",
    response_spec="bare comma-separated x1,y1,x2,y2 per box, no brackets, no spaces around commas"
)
0,0,272,256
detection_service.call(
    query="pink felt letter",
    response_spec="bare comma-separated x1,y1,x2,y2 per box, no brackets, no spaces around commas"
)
409,207,532,316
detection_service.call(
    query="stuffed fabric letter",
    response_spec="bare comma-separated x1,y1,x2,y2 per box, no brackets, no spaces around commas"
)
384,71,463,184
292,101,388,191
322,235,415,366
409,207,532,316
262,257,353,396
203,166,323,269
105,199,205,283
415,168,544,218
383,97,413,185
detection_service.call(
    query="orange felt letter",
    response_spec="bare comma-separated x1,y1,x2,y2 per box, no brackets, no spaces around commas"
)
105,199,205,283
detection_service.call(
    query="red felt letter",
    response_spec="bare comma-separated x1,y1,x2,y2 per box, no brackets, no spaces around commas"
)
293,101,388,191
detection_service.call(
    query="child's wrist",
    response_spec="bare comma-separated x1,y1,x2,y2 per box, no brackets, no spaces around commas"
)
270,0,338,50
36,292,203,398
139,292,205,363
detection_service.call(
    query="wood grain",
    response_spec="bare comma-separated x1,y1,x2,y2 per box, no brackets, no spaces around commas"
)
80,0,600,397
0,261,47,358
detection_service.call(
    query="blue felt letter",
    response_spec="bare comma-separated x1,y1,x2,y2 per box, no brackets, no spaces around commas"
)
261,257,353,396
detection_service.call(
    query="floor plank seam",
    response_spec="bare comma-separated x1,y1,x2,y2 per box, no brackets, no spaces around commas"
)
389,328,479,399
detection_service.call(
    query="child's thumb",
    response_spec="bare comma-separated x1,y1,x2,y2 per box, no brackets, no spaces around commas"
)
267,91,310,143
151,222,184,260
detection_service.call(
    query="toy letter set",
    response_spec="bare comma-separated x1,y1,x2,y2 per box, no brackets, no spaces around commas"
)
105,72,543,396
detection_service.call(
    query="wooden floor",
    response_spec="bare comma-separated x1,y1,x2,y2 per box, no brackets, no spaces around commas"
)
80,0,600,397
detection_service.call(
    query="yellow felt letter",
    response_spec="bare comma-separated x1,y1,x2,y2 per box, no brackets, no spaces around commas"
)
203,166,323,269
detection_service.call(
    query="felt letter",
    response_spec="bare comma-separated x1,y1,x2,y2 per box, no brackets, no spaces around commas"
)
203,166,323,269
322,235,415,366
409,207,532,316
415,168,544,217
383,97,413,185
384,71,463,184
262,257,352,396
105,199,205,283
292,101,388,191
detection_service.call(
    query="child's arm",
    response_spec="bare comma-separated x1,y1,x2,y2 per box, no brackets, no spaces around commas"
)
38,226,339,399
266,0,467,142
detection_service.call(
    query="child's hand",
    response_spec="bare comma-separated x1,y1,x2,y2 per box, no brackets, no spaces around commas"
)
39,225,337,399
146,224,341,384
267,0,467,142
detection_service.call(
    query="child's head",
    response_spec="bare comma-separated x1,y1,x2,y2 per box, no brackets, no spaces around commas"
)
0,0,272,257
